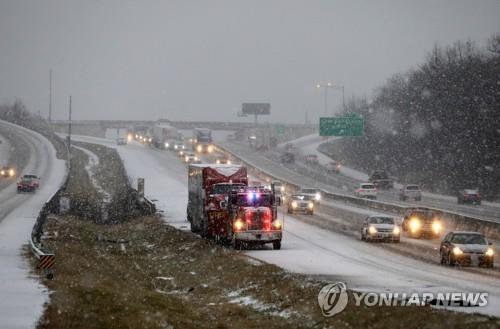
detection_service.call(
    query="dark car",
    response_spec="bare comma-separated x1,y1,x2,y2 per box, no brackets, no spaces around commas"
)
369,170,394,189
402,208,443,239
279,152,295,164
17,177,36,193
440,231,494,268
457,189,481,205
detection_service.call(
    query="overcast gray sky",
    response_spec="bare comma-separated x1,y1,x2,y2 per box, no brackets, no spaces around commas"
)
1,0,499,123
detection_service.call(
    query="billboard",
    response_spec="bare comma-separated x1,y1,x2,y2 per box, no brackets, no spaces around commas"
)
242,103,271,115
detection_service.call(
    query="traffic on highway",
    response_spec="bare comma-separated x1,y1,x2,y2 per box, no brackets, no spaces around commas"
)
2,2,500,328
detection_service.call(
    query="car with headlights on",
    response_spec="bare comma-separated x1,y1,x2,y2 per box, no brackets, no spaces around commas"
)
287,194,314,215
326,161,341,174
298,187,321,204
0,165,16,178
361,215,400,242
173,141,186,152
354,183,377,199
216,156,232,165
184,152,201,164
440,231,494,268
402,208,443,239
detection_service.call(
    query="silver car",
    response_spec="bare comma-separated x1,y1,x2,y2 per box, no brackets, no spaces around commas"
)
287,195,314,215
400,184,422,201
361,215,400,242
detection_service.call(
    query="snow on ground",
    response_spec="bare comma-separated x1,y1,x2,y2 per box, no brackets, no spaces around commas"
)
72,145,111,203
0,133,10,165
0,120,66,329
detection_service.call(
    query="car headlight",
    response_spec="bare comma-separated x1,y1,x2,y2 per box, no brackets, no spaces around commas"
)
368,226,377,235
308,202,314,209
280,186,285,192
227,160,231,165
207,145,214,153
9,169,15,177
453,247,463,256
485,248,494,257
182,145,185,150
185,156,189,162
165,142,169,148
234,219,245,231
197,145,203,152
315,192,321,201
174,145,178,149
180,151,184,156
409,218,421,232
194,157,199,161
291,201,298,208
216,159,220,164
393,226,400,235
0,170,5,175
432,221,442,234
272,220,282,229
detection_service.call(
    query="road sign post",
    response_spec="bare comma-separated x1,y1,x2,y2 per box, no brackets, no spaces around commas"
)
319,116,364,137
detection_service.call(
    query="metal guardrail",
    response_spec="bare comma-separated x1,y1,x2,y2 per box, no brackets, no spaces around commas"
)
215,143,500,240
29,136,71,278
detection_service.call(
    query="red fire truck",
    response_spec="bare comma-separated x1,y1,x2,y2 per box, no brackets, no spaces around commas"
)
187,164,283,249
228,186,283,250
187,164,248,241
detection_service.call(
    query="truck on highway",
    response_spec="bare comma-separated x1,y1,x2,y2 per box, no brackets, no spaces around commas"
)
105,128,129,145
228,185,283,249
187,164,248,241
152,124,178,149
193,128,213,153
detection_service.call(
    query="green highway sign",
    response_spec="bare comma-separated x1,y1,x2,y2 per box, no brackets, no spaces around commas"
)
319,116,364,136
275,124,286,135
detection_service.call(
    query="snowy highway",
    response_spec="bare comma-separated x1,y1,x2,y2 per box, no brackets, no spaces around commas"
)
69,133,500,317
220,138,500,223
0,121,66,329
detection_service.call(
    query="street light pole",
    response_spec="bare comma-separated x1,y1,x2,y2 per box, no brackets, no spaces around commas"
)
317,82,345,115
316,82,333,116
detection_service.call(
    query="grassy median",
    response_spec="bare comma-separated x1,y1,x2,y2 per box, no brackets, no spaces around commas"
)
31,213,499,329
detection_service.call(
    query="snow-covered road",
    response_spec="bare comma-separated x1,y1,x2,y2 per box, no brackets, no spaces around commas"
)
0,120,66,329
69,133,500,317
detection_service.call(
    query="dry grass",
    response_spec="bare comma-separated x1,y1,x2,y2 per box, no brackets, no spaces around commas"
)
32,215,499,329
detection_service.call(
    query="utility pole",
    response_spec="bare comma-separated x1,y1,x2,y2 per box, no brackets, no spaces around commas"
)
49,69,52,122
68,96,72,151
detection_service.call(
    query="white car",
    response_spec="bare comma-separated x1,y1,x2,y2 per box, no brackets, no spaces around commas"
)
400,184,422,201
298,187,321,204
184,152,200,163
326,161,341,173
361,215,400,242
354,183,377,199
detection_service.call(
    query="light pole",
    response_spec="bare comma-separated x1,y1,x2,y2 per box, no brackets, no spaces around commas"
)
316,82,345,116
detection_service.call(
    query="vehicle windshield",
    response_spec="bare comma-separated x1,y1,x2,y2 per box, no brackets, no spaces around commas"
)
406,185,420,190
212,183,244,195
234,194,272,207
451,234,487,245
368,217,394,224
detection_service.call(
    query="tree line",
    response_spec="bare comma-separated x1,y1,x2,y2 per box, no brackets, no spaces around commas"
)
327,33,500,199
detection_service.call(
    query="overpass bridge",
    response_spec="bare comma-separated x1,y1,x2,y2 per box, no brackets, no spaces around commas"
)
50,120,318,140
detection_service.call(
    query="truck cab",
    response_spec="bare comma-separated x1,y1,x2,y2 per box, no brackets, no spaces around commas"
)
228,186,282,250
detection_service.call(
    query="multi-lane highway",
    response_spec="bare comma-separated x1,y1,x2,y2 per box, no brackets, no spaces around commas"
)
68,133,500,317
0,120,66,329
219,138,500,223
